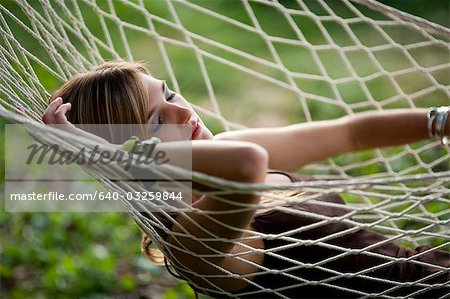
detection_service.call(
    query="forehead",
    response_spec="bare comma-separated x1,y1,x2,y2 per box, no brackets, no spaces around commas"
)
140,73,162,95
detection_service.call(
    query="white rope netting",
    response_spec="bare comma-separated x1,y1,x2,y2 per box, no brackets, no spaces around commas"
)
0,0,449,298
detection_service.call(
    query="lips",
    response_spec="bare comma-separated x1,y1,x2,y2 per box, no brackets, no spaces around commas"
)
191,121,201,139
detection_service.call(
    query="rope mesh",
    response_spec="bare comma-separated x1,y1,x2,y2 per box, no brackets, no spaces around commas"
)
0,1,449,298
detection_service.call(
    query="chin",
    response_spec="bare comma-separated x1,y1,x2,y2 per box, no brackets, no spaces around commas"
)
203,130,214,140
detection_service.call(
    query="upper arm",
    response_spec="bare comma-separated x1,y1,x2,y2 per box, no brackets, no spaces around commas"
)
160,142,267,290
215,118,353,172
166,189,265,291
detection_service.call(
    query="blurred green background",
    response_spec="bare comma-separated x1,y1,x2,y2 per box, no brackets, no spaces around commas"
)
0,0,449,298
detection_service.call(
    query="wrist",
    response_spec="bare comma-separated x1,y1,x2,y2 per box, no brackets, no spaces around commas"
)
122,136,161,153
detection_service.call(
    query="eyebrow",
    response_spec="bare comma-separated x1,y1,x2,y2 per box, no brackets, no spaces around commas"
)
147,81,166,120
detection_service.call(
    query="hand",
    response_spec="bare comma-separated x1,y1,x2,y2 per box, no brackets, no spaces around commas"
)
14,105,26,116
42,97,114,147
42,97,76,131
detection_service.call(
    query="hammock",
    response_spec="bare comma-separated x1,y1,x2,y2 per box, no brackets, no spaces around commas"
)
0,0,449,298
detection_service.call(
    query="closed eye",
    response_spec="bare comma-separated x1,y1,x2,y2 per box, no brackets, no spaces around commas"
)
164,82,176,101
150,116,163,133
149,81,176,133
165,91,176,101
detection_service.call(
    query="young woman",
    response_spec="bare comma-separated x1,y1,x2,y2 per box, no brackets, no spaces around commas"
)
42,61,449,298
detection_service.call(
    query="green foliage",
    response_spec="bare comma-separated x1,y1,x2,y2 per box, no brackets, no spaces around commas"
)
0,211,142,298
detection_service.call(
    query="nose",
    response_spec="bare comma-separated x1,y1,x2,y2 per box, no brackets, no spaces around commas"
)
165,103,192,125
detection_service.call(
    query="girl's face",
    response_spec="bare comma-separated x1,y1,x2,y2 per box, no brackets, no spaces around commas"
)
141,74,213,142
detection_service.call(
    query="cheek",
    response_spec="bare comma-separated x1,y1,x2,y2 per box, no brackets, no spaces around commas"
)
177,97,194,110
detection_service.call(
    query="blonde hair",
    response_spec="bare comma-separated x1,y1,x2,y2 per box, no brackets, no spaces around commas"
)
52,61,165,263
141,232,165,265
50,61,151,143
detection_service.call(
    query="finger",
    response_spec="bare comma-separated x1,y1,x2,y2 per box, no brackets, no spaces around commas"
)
14,106,26,115
42,110,55,124
42,97,63,124
54,102,71,124
54,102,71,118
48,97,63,112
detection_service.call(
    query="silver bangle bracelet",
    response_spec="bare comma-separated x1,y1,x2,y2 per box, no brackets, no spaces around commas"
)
427,107,438,138
436,107,449,145
427,106,449,145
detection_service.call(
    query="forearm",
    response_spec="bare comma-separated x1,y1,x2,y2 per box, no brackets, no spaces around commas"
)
155,140,268,183
216,120,352,172
346,108,449,151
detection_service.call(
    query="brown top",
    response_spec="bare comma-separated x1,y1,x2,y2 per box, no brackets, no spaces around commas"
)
152,170,346,241
148,171,449,298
